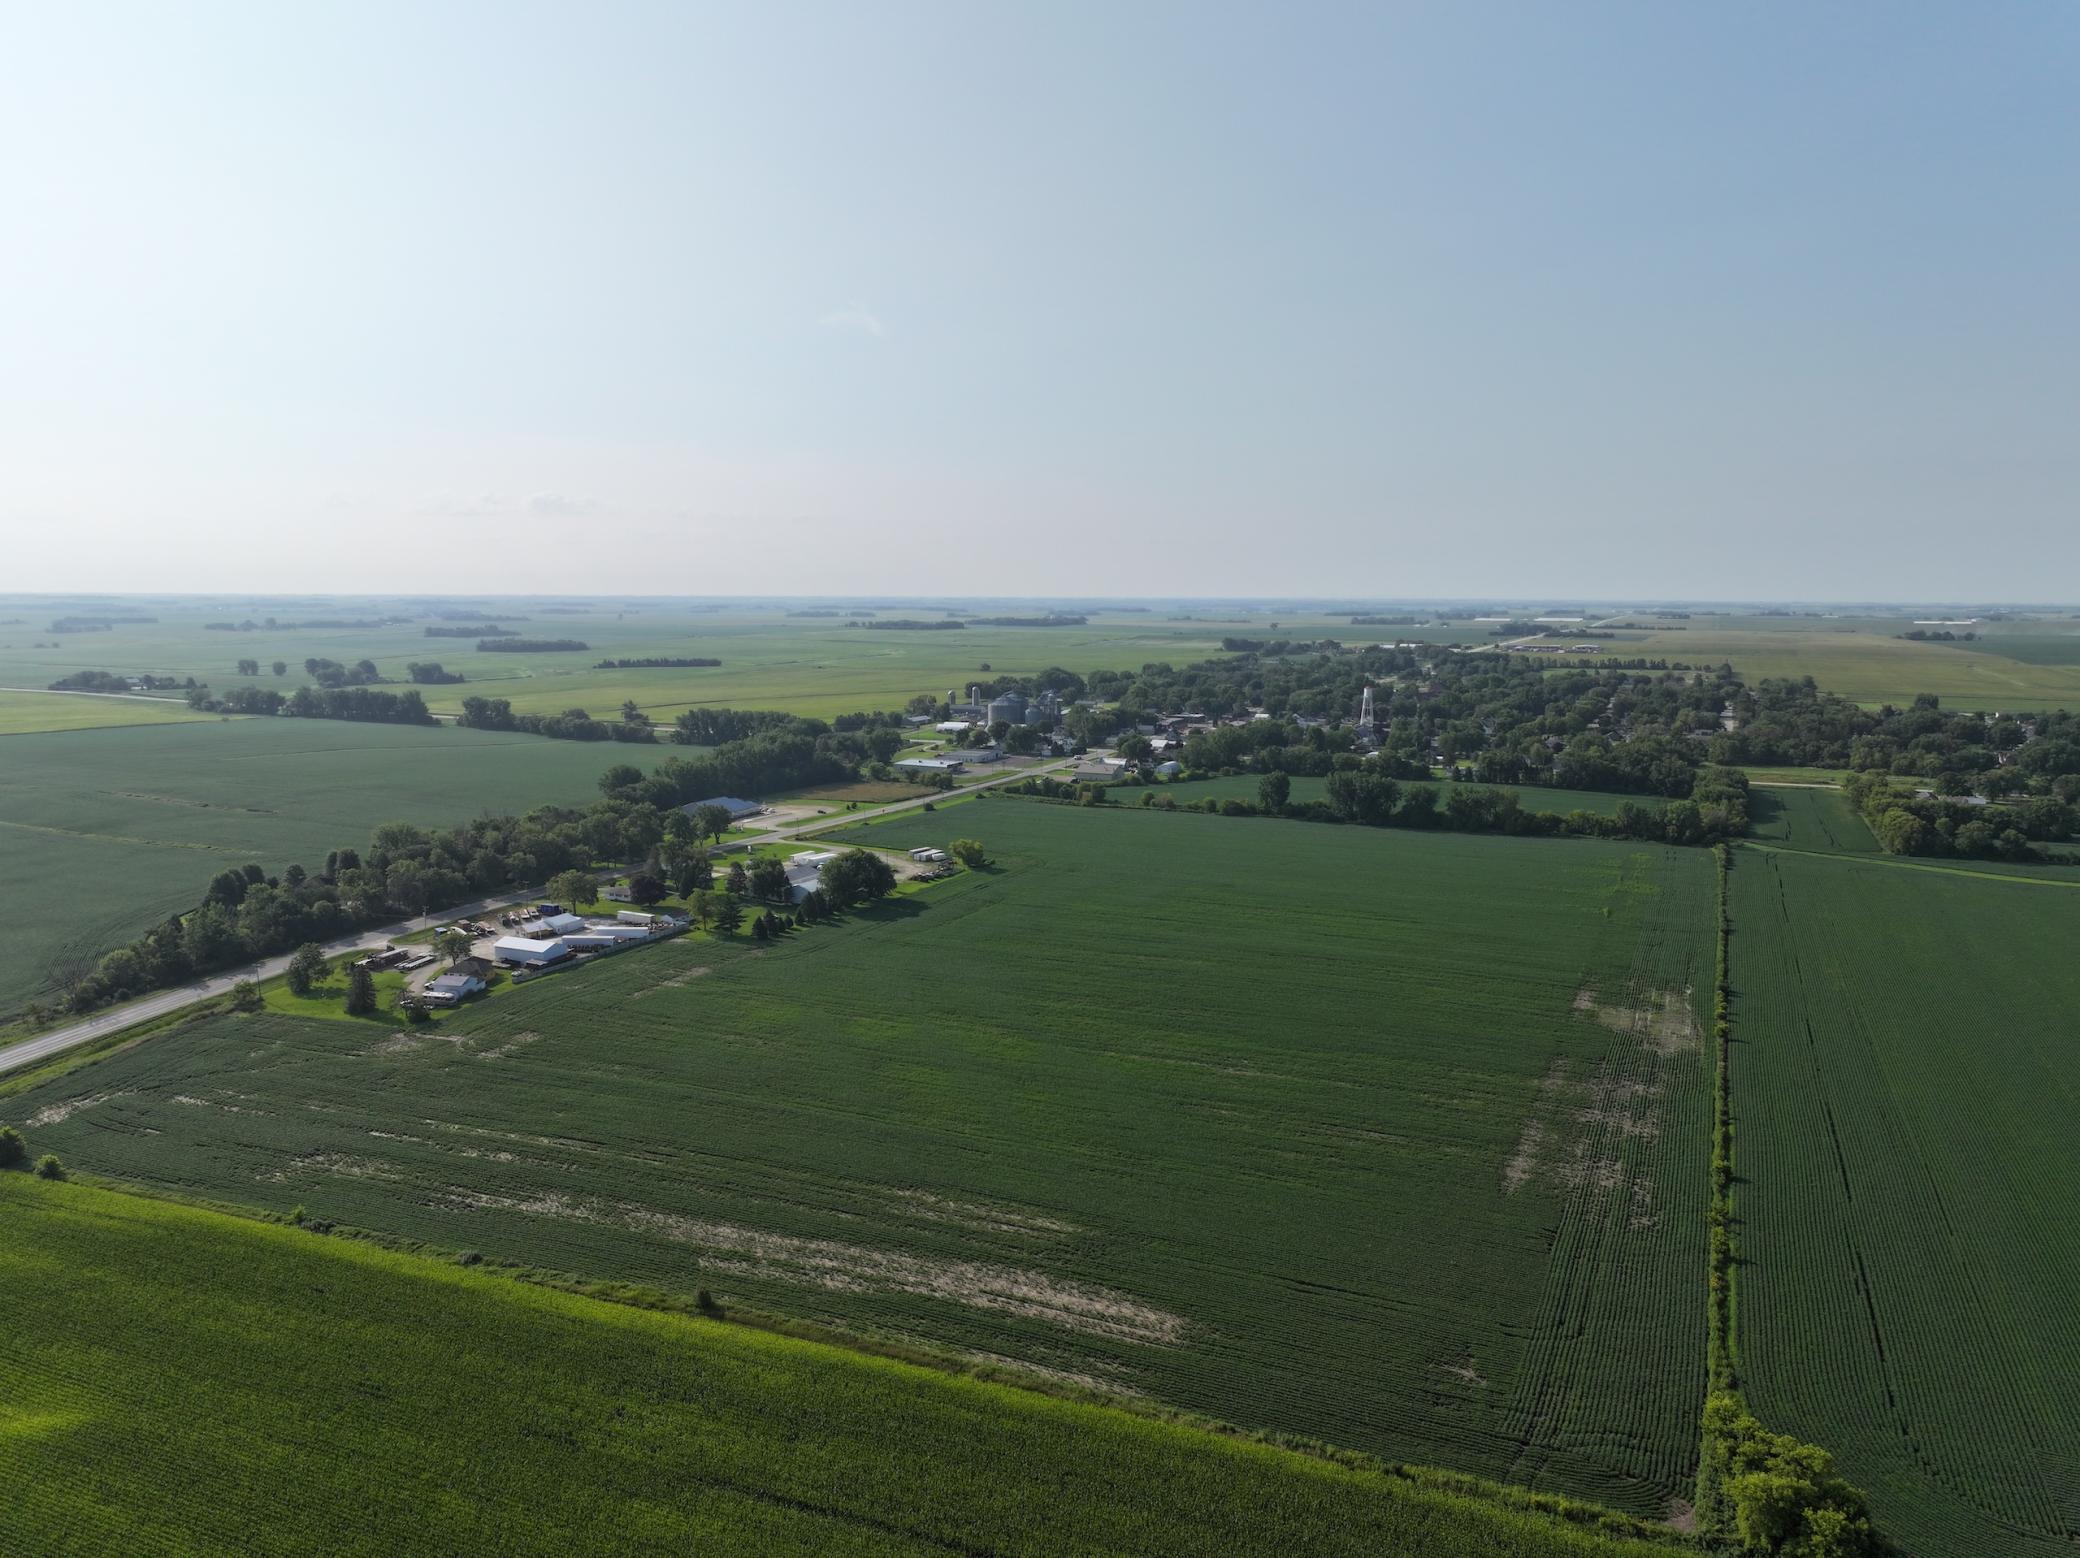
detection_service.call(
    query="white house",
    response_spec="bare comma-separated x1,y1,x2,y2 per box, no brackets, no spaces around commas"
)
422,971,487,1006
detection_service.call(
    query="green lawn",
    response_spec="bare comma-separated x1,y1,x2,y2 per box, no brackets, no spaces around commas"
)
0,1175,1686,1558
1729,848,2080,1556
1736,766,1852,786
8,806,1714,1518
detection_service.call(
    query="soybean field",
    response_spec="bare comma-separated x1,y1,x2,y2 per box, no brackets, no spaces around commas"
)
8,805,1715,1518
1743,786,1878,854
1729,847,2080,1556
0,1176,1688,1558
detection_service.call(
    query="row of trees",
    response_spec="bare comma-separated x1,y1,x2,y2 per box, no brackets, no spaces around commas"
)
186,683,438,724
456,697,656,742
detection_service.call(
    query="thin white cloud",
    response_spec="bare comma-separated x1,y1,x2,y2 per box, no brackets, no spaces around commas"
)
819,301,888,339
527,492,605,517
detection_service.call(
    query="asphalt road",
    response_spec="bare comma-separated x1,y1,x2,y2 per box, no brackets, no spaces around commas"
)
0,753,1078,1078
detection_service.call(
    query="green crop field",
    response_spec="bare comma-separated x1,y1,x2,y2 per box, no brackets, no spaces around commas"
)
1120,774,1667,816
1744,786,1877,854
0,1177,1685,1558
1728,847,2080,1556
6,806,1715,1519
0,689,220,734
1612,623,2080,713
0,719,644,1017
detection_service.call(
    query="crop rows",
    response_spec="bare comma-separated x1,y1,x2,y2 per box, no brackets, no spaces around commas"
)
10,804,1713,1516
0,1176,1689,1556
1743,786,1879,854
1729,848,2080,1555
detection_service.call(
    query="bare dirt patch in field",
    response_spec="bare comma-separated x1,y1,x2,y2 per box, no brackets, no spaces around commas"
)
438,1186,1183,1345
1579,985,1699,1056
24,1092,125,1128
888,1188,1077,1238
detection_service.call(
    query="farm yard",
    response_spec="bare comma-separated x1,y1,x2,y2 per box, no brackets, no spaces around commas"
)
4,805,1716,1521
1727,847,2080,1556
0,719,649,1019
0,1176,1687,1558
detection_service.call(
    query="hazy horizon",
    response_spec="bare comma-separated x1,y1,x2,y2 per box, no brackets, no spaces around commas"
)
4,3,2076,598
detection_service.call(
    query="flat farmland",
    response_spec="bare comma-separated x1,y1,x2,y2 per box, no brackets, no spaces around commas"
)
0,603,1262,724
1613,625,2080,713
0,689,220,734
0,1177,1685,1558
0,719,640,1016
8,806,1714,1517
1729,848,2080,1556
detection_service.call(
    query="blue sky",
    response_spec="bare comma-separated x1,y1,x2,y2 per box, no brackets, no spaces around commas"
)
2,3,2075,598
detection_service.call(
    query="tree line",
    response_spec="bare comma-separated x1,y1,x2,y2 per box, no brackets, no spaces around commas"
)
477,638,589,652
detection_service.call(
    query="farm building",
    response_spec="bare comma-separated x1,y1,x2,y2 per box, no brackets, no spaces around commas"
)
944,746,1002,764
1154,760,1182,777
493,936,570,968
537,912,585,936
421,971,486,1006
564,926,651,949
678,795,762,822
897,757,963,775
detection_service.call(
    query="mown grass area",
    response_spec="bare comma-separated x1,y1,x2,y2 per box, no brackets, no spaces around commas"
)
259,955,416,1026
1736,766,1852,786
0,689,221,734
1114,773,1669,816
8,805,1714,1519
0,1176,1687,1558
1729,849,2080,1556
0,719,644,1018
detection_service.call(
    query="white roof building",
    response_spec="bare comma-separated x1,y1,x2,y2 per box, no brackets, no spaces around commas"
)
493,936,569,967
